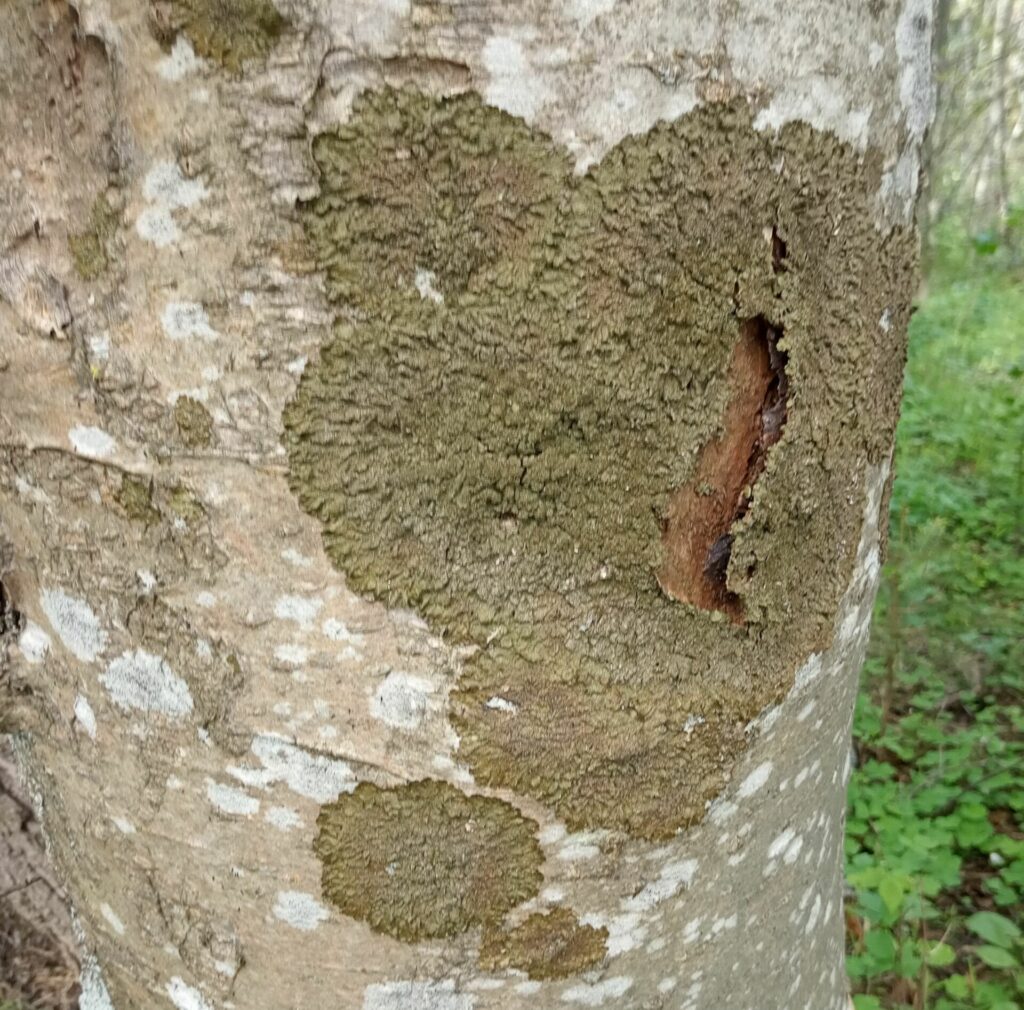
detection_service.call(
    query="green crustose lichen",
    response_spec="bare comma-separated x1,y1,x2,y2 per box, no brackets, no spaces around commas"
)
285,88,915,840
480,908,608,979
315,780,543,942
173,395,214,448
151,0,284,73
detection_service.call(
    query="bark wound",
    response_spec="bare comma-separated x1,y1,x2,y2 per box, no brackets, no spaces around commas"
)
657,316,789,622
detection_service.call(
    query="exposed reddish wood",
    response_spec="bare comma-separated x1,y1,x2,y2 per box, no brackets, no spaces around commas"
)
656,317,788,622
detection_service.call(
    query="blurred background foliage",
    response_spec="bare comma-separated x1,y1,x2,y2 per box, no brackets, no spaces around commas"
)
845,1,1024,1007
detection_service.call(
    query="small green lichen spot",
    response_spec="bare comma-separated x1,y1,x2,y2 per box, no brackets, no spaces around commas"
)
174,395,213,447
167,484,204,525
480,908,608,980
115,474,159,525
69,195,118,280
285,88,916,839
314,780,543,941
153,0,284,72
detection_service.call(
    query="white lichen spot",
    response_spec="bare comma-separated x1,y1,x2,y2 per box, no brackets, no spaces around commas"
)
561,976,633,1006
111,816,135,835
143,161,208,209
195,591,216,609
286,355,308,376
68,425,116,460
623,858,698,912
797,700,817,721
229,733,354,803
363,980,474,1010
166,977,214,1010
274,643,310,666
281,547,312,568
273,890,329,931
18,621,51,664
556,831,603,861
161,301,218,341
40,589,106,662
708,798,737,825
484,695,518,713
414,268,444,304
569,0,616,25
274,594,322,630
99,903,125,935
370,672,433,730
78,957,115,1010
768,827,797,859
135,206,179,247
157,34,201,80
265,805,301,831
737,761,773,799
582,912,645,956
515,981,542,996
482,36,552,120
74,695,97,739
206,779,259,816
99,649,193,717
658,977,677,994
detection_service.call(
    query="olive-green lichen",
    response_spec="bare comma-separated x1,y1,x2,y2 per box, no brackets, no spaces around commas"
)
314,780,543,941
115,474,160,525
167,484,205,526
479,908,608,979
173,395,213,447
68,195,118,280
151,0,284,73
285,88,916,839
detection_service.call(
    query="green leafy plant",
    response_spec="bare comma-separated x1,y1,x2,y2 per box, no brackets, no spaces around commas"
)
845,224,1024,1009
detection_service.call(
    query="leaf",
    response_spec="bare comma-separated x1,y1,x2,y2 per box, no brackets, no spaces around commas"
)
879,875,906,915
944,974,970,999
926,942,956,967
966,911,1022,948
975,945,1019,970
852,997,883,1010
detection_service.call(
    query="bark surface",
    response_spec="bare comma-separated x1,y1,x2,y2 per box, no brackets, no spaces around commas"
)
0,1,933,1009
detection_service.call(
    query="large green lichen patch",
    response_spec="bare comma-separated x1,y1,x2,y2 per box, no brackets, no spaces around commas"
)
315,780,543,942
285,88,915,839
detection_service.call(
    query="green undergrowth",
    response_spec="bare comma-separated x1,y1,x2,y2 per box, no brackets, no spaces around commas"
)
845,222,1024,1010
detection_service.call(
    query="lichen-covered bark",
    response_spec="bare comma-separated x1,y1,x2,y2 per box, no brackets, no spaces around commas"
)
0,0,932,1009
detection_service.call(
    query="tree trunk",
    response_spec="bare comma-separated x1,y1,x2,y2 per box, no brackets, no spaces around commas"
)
0,2,933,1009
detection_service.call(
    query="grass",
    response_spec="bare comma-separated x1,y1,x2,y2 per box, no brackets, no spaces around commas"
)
844,225,1024,1010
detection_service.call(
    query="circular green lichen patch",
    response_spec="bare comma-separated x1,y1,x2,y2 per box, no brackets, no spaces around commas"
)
285,88,916,839
314,780,544,941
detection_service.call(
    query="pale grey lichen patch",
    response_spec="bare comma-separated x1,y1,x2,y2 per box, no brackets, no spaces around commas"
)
273,890,329,931
274,594,322,629
40,588,107,662
143,161,208,207
737,761,773,798
166,976,214,1010
99,903,125,936
74,695,97,739
157,34,202,80
369,671,433,730
18,621,51,664
228,733,354,803
78,957,115,1010
68,425,117,460
161,301,219,341
482,36,553,119
622,857,698,911
206,779,259,816
136,160,208,247
363,980,475,1010
561,976,633,1006
265,805,301,830
99,649,194,717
